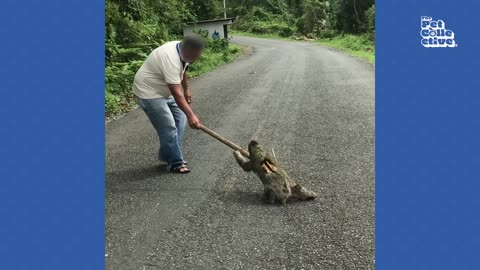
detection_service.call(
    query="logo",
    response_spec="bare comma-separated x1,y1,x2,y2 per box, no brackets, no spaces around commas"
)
420,16,457,48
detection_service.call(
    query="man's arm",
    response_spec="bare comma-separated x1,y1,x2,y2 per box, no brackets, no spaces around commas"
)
181,71,192,104
167,83,200,129
181,71,189,91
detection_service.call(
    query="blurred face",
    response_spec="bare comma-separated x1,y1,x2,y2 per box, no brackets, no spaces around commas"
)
182,47,203,63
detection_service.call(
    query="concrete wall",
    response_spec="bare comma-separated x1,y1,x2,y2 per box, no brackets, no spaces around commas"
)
183,22,229,39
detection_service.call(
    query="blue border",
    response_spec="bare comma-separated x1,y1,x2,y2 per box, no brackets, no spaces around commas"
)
376,0,480,269
1,0,480,269
0,1,105,269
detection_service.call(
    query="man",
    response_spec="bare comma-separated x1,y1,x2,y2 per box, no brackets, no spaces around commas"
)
132,34,205,173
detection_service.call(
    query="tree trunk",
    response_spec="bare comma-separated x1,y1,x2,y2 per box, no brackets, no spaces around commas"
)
353,0,361,25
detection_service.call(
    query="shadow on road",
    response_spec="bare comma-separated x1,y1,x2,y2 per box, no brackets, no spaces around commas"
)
106,164,169,184
217,190,266,206
217,190,317,207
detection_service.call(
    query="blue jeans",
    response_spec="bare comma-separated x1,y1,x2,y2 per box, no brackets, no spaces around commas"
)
137,97,187,168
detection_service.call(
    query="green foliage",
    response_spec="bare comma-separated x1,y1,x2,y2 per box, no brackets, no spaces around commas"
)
188,41,242,78
295,16,305,34
229,45,240,54
209,39,230,52
279,26,294,37
318,29,338,39
362,5,375,41
317,34,375,63
332,35,373,51
105,91,122,115
364,5,375,32
234,6,294,37
191,0,223,20
229,0,375,64
302,0,327,35
251,6,273,20
196,29,230,52
230,0,375,38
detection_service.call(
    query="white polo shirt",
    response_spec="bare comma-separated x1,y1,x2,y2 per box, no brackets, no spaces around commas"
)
132,41,189,99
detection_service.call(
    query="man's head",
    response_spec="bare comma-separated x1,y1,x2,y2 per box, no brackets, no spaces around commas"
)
180,33,205,63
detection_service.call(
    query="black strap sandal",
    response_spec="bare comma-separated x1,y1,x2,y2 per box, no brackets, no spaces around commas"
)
169,164,191,174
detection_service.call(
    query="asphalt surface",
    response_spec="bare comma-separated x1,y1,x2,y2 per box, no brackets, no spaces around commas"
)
106,36,375,270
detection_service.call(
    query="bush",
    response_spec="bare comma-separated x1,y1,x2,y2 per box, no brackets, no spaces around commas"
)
279,26,294,37
232,6,294,37
295,16,305,34
364,5,375,32
249,21,271,34
105,92,122,115
229,46,239,54
207,38,229,53
246,21,291,36
318,29,338,39
251,6,271,21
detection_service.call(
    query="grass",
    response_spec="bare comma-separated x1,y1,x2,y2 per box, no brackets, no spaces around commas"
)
316,35,375,63
232,30,375,64
188,44,245,78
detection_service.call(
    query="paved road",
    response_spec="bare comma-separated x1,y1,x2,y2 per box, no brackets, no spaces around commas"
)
106,36,375,270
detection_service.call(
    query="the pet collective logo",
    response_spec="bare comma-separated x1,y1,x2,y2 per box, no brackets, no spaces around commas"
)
420,16,457,48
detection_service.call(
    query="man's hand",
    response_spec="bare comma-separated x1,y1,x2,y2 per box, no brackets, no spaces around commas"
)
184,88,192,104
188,114,201,129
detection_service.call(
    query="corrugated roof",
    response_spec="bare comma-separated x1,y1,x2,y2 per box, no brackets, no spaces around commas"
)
186,17,236,25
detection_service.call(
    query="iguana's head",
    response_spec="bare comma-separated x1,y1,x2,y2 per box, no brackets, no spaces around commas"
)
248,140,267,162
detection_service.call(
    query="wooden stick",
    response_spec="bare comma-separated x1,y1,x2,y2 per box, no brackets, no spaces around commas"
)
198,124,250,158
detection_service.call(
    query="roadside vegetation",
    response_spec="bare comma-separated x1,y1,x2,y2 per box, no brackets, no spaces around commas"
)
228,0,375,63
315,34,374,63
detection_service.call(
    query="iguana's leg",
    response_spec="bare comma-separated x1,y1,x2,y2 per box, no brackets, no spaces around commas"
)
233,150,253,172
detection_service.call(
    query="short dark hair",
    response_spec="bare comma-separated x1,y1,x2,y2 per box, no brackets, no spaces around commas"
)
181,33,206,50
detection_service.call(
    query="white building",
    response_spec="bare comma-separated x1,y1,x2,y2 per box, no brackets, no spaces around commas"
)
183,18,235,39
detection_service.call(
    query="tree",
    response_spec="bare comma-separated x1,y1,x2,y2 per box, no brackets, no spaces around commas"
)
192,0,223,20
